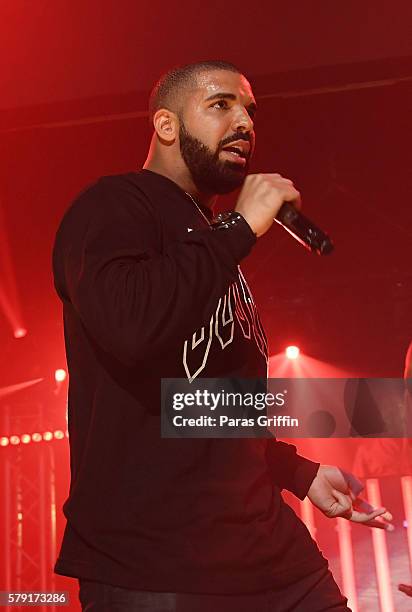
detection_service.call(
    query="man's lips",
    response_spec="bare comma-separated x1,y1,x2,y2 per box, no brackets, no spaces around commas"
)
220,150,247,165
220,139,251,166
221,139,251,158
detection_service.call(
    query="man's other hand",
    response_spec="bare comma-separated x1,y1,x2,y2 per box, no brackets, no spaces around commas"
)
307,465,394,530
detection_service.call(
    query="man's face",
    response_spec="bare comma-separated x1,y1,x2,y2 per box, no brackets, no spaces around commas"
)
178,70,257,194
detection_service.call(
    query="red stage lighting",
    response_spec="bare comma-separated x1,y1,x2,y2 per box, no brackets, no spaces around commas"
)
285,345,300,360
14,327,27,339
55,369,67,382
0,430,68,447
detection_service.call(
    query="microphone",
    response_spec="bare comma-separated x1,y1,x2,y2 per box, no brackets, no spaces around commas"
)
275,203,334,255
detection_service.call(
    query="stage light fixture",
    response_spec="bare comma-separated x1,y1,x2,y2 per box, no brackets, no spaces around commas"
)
285,345,300,360
0,430,68,448
55,369,67,382
13,327,27,339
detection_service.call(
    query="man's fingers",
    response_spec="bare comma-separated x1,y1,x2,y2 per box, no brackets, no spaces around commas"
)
352,500,394,521
353,497,393,522
363,519,395,531
350,508,384,522
352,497,374,512
339,470,394,525
350,508,395,531
330,489,352,519
289,193,302,210
266,174,301,209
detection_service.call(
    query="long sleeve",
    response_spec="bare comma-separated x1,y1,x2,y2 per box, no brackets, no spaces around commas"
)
53,178,256,366
265,439,319,500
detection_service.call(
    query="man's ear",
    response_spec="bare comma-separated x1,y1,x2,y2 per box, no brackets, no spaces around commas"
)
153,109,178,143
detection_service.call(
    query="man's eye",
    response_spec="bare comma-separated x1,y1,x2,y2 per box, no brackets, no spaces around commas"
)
212,100,228,110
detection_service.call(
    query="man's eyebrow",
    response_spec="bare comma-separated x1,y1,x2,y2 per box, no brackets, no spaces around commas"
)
204,92,258,112
205,92,236,102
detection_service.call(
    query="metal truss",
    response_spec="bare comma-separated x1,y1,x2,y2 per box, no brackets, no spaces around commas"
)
2,402,57,612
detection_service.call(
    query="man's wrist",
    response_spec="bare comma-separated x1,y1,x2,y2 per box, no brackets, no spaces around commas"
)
211,210,256,238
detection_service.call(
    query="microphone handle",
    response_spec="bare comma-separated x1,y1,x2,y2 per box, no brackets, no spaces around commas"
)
275,203,334,255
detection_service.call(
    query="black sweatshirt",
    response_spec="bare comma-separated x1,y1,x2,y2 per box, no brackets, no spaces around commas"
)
53,169,325,594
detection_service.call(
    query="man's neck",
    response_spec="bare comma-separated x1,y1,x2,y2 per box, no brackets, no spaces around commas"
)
142,160,217,210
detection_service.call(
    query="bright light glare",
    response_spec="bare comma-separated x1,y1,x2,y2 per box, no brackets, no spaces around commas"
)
285,345,300,360
55,369,67,382
14,328,27,339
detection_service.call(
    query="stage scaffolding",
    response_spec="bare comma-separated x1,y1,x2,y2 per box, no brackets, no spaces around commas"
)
1,402,57,612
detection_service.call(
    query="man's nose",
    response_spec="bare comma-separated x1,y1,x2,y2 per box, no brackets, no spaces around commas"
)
231,106,254,133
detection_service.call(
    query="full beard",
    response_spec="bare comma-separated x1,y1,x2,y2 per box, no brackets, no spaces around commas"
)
179,122,249,195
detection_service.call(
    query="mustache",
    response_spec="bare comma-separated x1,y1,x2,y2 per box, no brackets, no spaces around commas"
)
219,133,252,150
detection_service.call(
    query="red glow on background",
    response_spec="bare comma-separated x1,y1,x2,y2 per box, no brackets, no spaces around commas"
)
285,345,300,360
367,479,395,611
0,200,26,336
13,327,27,339
0,378,43,399
269,352,357,379
0,286,23,333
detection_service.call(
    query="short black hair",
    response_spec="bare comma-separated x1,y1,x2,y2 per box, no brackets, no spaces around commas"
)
148,60,241,123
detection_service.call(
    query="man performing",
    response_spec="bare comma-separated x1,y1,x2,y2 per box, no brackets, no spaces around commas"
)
53,61,392,611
